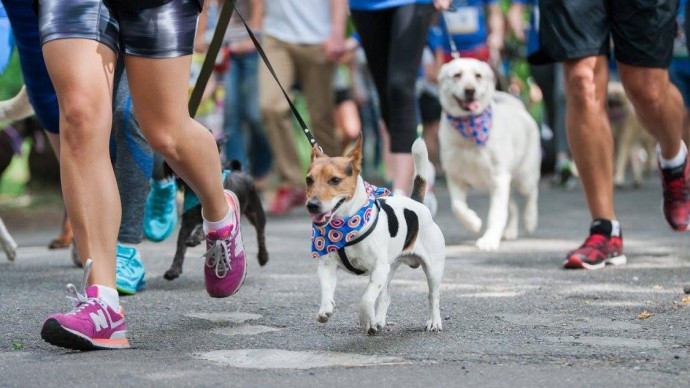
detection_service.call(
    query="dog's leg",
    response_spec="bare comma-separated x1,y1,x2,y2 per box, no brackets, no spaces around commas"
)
164,211,199,280
245,189,269,266
316,260,338,323
359,262,390,335
631,144,644,188
502,198,519,240
0,218,18,262
49,210,74,250
476,174,511,251
614,122,633,187
185,224,205,247
422,256,443,332
374,263,399,330
447,180,482,234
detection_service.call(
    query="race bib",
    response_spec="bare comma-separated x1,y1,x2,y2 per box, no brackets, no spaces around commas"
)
445,7,480,35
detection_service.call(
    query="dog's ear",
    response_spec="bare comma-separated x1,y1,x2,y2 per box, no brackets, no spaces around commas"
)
311,144,325,161
346,133,363,172
438,63,451,81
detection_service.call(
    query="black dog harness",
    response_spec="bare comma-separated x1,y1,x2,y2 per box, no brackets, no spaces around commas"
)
335,200,381,275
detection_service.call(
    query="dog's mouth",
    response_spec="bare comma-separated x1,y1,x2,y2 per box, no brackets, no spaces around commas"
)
453,94,480,112
311,198,346,226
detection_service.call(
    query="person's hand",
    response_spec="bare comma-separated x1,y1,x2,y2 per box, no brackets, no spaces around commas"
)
230,38,256,55
434,0,451,11
324,35,346,62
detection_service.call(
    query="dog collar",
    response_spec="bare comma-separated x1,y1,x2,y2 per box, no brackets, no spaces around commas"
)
183,169,231,213
445,106,493,146
311,181,391,264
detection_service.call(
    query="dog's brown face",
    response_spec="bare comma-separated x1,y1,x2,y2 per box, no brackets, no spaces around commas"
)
607,81,631,123
305,136,363,226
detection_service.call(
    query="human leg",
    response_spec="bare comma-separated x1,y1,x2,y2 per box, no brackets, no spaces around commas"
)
241,52,272,179
223,52,247,166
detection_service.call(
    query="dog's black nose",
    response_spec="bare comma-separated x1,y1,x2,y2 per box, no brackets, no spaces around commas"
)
464,87,476,99
306,199,321,214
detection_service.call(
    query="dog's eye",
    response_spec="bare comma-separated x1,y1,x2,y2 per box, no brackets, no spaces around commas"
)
329,177,342,186
475,72,482,80
453,72,462,79
306,176,314,186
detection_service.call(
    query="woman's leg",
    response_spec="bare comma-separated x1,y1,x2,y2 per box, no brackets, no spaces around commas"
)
124,55,228,222
42,39,118,287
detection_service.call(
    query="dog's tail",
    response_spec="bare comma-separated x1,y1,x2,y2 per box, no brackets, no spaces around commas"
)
411,138,429,204
0,86,35,123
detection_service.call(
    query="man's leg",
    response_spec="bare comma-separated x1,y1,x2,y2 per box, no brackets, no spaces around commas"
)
564,56,614,221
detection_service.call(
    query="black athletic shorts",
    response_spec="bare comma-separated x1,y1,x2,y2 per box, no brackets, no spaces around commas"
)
532,0,679,68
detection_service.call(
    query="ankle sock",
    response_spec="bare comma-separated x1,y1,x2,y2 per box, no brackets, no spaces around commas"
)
658,142,687,169
203,194,236,233
590,219,620,237
95,285,120,311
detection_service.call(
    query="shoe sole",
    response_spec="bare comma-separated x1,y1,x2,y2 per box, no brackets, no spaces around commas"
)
207,191,248,298
563,254,627,270
41,319,130,351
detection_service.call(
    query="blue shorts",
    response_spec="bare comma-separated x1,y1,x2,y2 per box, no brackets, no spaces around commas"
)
38,0,201,58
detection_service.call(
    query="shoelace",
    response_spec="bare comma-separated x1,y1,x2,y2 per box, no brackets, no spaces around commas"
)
666,177,689,201
202,234,236,278
578,234,608,252
65,259,97,314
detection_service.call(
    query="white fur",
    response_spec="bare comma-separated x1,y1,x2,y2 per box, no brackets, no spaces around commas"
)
0,217,17,262
0,86,34,122
438,58,541,251
315,139,445,333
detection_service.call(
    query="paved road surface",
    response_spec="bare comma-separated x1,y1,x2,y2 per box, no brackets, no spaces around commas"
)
1,178,688,387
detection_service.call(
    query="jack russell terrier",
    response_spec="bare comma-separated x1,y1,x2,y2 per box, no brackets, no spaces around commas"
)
306,136,445,334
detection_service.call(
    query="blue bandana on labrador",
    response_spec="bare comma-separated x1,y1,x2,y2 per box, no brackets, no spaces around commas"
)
311,182,391,258
445,106,493,146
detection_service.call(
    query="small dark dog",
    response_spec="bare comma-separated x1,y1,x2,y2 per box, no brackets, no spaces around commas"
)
163,160,268,280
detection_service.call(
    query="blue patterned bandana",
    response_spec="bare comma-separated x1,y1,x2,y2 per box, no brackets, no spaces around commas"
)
311,181,392,258
445,106,493,146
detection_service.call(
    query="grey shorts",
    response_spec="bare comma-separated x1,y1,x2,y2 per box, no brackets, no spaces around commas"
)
38,0,202,58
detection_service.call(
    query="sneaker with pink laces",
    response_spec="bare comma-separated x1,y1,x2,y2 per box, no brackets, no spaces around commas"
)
41,260,130,350
203,190,247,298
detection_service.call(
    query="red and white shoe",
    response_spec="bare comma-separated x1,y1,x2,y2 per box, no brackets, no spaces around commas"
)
563,233,626,270
660,157,690,231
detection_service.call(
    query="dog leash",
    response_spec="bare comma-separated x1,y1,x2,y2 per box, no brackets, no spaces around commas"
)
189,0,319,150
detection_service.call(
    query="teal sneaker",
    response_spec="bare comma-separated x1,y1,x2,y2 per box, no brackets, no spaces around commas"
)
116,243,147,295
144,178,178,242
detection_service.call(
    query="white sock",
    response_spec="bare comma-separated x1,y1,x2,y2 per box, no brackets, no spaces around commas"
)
95,285,120,311
658,142,688,169
203,201,236,233
611,220,621,237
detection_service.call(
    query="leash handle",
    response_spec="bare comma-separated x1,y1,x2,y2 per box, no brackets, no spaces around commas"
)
189,0,237,117
234,7,319,149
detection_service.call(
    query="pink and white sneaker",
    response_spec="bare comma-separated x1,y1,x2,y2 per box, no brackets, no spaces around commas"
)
203,190,247,298
41,260,130,351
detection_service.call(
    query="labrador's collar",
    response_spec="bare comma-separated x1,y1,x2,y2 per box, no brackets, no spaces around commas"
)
445,105,493,146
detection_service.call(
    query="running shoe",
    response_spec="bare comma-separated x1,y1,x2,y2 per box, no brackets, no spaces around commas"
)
143,178,178,242
41,260,130,350
660,157,690,231
563,233,626,270
115,243,146,295
203,190,246,298
269,186,306,216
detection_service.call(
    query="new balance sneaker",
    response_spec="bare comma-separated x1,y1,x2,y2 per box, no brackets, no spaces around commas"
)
660,157,690,231
144,178,178,242
269,186,306,216
203,190,247,298
41,260,130,350
563,233,626,270
115,243,146,295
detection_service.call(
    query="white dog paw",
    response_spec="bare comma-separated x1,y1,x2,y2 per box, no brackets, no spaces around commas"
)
502,226,518,240
461,214,482,234
425,319,443,332
316,310,332,323
476,235,500,251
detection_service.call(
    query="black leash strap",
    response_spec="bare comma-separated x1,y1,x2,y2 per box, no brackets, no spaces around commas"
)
188,0,236,117
335,200,381,276
234,7,319,149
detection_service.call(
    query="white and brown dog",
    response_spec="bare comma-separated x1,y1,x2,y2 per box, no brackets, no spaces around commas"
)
607,81,656,188
438,58,541,251
306,137,445,334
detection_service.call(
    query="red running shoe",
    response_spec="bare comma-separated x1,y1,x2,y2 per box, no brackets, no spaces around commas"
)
270,186,306,216
563,233,626,270
660,157,690,231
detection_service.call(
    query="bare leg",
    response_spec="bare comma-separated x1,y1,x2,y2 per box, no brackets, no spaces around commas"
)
124,55,228,222
42,39,118,287
563,56,615,221
618,64,684,159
